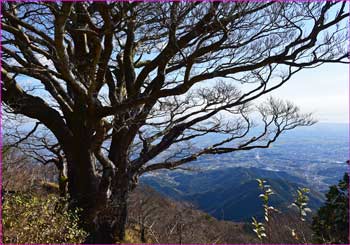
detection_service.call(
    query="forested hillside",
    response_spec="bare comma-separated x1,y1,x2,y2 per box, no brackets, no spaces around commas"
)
142,167,324,221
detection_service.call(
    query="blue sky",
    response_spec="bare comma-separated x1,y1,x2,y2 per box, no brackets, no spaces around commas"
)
268,63,349,124
15,62,349,124
265,3,349,124
8,2,350,125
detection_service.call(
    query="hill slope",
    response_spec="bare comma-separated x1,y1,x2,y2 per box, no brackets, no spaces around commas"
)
142,167,324,221
128,185,257,243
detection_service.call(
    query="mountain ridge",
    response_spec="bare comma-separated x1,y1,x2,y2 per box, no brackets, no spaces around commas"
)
141,167,324,221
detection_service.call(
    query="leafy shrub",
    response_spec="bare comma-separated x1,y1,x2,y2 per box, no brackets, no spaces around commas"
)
252,179,279,241
252,179,313,243
290,187,312,221
2,193,88,244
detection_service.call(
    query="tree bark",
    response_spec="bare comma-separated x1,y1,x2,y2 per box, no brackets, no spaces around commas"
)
63,138,134,243
64,141,101,234
83,172,131,243
108,128,133,242
111,172,130,242
65,147,117,244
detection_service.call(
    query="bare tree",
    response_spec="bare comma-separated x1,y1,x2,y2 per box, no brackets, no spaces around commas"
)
1,1,348,242
128,185,160,243
2,114,68,196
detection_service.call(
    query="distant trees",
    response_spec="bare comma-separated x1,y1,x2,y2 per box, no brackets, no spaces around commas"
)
312,173,349,244
2,145,57,194
2,1,348,242
128,185,256,244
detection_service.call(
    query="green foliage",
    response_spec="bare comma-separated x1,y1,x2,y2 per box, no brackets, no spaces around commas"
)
203,213,212,221
253,178,315,243
251,179,278,241
285,187,312,242
312,173,349,244
257,178,278,222
290,187,311,221
251,217,266,240
2,193,88,244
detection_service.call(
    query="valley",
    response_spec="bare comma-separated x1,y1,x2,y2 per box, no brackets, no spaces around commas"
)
141,123,348,221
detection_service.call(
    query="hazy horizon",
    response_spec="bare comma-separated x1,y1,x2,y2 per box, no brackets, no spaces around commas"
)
267,63,349,124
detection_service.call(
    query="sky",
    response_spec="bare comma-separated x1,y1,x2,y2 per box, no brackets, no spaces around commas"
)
13,62,349,125
264,3,349,124
267,63,349,124
6,2,350,126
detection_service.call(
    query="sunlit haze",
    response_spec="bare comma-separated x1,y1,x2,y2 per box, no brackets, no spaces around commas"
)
267,63,349,124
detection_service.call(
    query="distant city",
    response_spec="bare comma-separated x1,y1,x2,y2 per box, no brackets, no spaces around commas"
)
142,123,348,221
145,123,348,191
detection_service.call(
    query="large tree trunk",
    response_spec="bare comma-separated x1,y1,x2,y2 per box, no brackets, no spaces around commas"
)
63,137,109,243
107,127,134,242
82,173,132,243
61,112,135,243
111,172,130,241
64,141,134,243
65,147,116,244
65,146,99,223
85,174,131,243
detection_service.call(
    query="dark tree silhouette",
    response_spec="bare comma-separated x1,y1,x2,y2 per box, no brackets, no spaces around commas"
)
1,1,348,242
312,173,349,244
